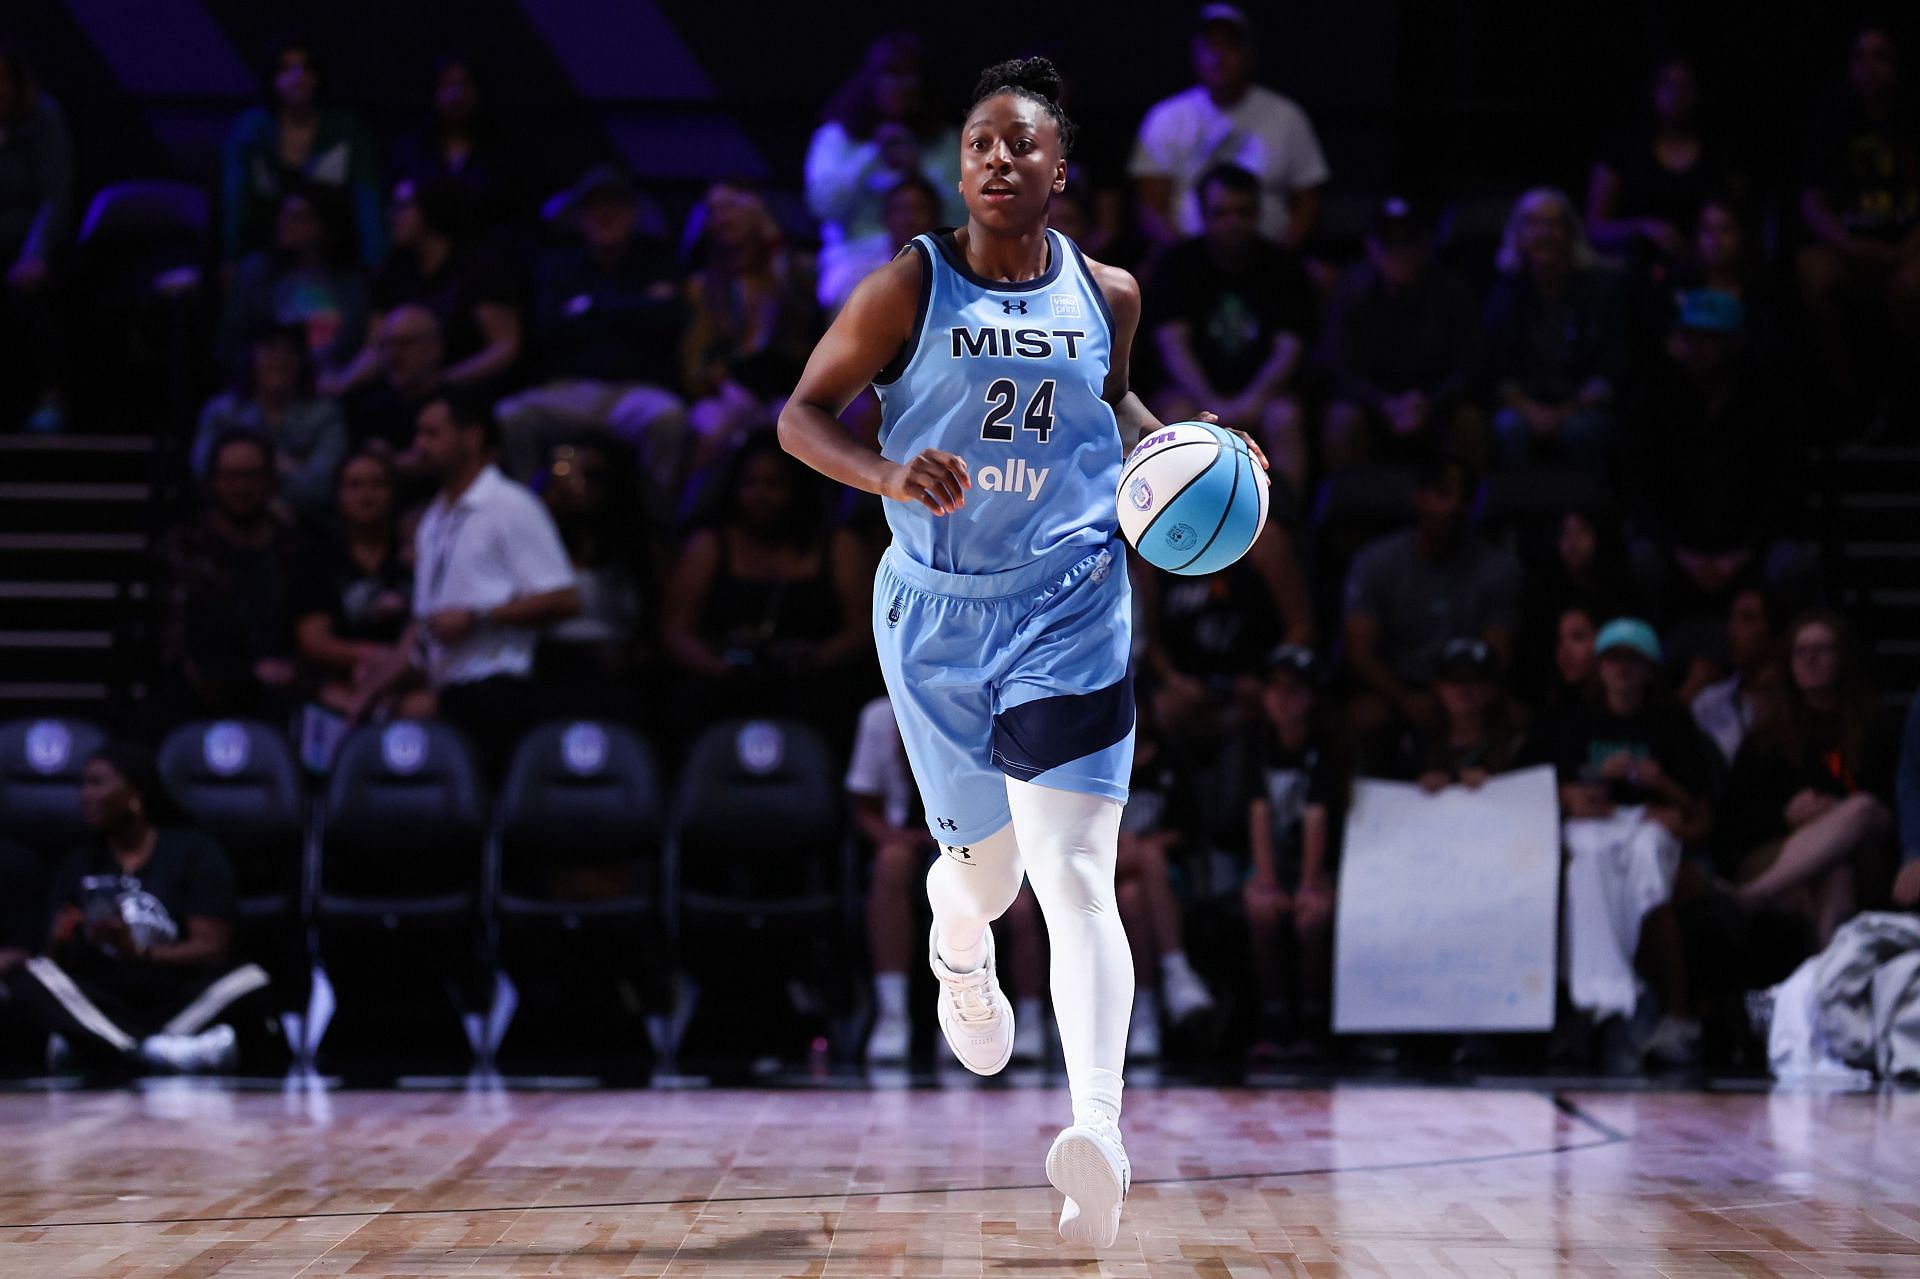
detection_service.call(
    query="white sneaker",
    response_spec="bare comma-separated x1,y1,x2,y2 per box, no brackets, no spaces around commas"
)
928,924,1014,1075
866,1009,910,1064
1010,1005,1047,1064
1126,995,1161,1060
138,1023,238,1074
1160,963,1215,1024
1047,1115,1130,1248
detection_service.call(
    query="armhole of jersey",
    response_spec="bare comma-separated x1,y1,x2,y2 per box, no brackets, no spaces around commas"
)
1062,233,1118,342
871,238,934,388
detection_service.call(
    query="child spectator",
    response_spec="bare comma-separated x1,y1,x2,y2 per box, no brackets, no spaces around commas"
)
1528,618,1711,1069
1242,645,1347,1058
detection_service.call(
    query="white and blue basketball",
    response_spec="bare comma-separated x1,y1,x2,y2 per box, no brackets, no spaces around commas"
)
1116,421,1269,575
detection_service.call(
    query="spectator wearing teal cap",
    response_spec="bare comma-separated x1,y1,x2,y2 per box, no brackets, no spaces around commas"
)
1523,616,1713,1070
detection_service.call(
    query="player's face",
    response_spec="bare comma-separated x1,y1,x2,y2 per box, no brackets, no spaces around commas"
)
960,95,1065,231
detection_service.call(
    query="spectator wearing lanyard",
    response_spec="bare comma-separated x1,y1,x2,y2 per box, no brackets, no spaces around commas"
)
353,389,579,778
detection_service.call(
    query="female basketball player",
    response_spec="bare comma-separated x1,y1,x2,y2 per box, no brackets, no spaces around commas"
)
779,58,1265,1248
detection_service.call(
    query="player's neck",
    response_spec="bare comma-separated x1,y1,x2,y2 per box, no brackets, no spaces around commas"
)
955,222,1052,284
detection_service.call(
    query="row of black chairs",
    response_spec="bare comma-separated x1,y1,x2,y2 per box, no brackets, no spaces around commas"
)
0,715,855,1068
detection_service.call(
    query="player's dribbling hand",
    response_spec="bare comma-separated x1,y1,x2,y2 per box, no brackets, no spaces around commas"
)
1191,410,1270,473
883,447,971,516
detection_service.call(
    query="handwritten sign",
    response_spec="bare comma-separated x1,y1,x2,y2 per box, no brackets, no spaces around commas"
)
1333,766,1560,1033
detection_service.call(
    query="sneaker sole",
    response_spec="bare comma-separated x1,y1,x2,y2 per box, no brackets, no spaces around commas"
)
937,1005,1015,1075
1046,1129,1126,1248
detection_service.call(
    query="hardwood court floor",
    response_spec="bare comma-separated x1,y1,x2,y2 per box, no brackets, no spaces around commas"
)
1,1080,1917,1277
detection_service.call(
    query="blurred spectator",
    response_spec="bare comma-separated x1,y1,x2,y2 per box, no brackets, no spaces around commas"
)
1632,290,1811,649
0,44,73,433
845,694,1049,1065
882,172,942,251
845,694,931,1065
353,391,580,779
1689,585,1777,766
8,743,282,1074
1678,197,1788,362
1721,611,1896,947
1129,5,1328,251
1342,455,1521,762
1137,518,1313,750
1895,693,1920,908
661,432,871,745
1541,602,1601,713
1145,163,1317,493
325,176,520,398
806,32,964,311
497,165,689,520
1242,644,1347,1057
342,304,447,456
192,323,347,523
681,181,821,484
388,54,519,240
153,431,301,729
0,837,43,982
536,438,652,720
1322,197,1487,472
1586,55,1731,269
220,38,382,271
1527,619,1711,1067
1515,508,1637,702
291,447,429,723
221,184,370,380
1796,23,1920,410
1400,639,1522,791
1116,692,1215,1060
1486,188,1628,471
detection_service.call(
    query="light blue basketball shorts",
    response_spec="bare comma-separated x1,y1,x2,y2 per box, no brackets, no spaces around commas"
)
874,537,1137,847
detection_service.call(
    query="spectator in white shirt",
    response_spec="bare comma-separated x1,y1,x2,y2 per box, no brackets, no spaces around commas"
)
355,389,580,777
805,32,965,312
1128,4,1330,251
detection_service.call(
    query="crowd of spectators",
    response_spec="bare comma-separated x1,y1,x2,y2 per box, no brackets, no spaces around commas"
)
3,7,1920,1078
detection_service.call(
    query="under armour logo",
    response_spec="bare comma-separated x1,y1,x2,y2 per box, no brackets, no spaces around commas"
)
1001,298,1027,314
943,844,973,863
937,817,957,831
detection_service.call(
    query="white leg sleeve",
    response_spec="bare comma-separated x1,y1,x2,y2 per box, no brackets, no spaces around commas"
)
1007,776,1131,1126
925,822,1024,970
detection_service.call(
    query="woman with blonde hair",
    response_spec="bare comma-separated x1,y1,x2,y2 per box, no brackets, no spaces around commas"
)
1485,187,1626,471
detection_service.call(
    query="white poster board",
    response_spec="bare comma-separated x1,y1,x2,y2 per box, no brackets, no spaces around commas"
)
1333,765,1560,1033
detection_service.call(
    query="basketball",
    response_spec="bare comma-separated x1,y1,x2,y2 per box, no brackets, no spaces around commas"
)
1115,421,1270,576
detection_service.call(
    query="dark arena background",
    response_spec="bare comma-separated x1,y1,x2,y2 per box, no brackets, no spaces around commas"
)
2,2,1919,1274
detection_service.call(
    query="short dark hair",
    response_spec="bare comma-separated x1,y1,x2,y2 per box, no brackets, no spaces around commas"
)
886,171,941,210
209,427,274,472
970,56,1077,156
1197,162,1261,205
87,741,170,823
432,386,500,449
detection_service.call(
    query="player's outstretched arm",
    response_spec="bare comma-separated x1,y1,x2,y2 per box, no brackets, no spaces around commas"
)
1088,257,1268,472
778,253,972,517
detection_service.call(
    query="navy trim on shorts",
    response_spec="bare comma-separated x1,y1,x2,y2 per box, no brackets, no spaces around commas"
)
872,238,934,388
991,674,1135,781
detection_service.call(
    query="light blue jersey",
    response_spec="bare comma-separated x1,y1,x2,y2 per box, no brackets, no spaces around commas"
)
868,228,1135,843
873,228,1120,577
